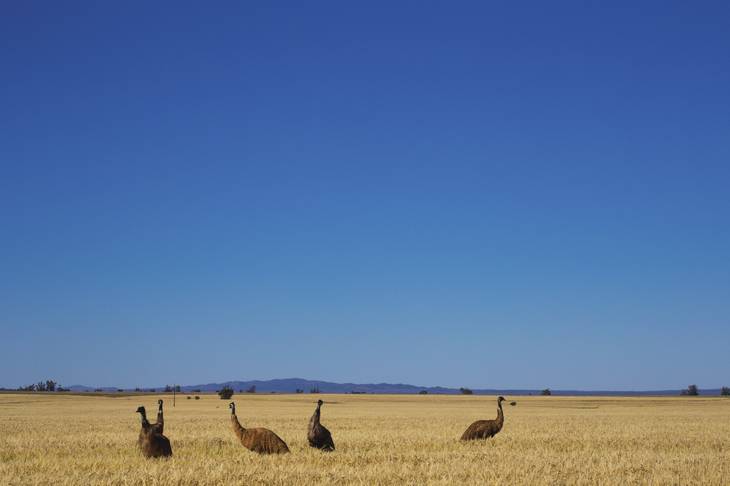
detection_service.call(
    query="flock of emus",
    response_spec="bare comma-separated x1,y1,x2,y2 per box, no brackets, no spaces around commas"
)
136,396,513,458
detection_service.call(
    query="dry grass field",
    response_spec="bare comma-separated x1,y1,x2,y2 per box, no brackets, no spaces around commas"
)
1,393,729,485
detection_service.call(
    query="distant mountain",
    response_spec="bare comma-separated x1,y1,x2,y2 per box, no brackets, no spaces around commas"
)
62,379,722,396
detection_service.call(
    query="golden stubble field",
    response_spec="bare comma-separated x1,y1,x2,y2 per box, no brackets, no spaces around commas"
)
1,393,729,485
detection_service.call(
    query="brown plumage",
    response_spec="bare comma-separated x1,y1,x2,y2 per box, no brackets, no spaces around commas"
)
308,399,335,451
460,396,508,441
136,406,172,458
229,402,289,454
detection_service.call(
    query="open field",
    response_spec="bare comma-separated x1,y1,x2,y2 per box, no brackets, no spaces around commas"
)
1,393,729,485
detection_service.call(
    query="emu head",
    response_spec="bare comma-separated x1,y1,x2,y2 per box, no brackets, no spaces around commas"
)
135,406,146,415
158,399,163,406
498,396,506,403
317,399,324,407
229,402,236,414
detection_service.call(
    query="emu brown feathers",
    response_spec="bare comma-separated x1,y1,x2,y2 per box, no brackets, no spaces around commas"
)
460,396,507,441
136,406,172,458
229,402,289,454
308,400,335,451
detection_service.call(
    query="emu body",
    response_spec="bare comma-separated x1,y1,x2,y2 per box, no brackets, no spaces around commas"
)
460,396,508,441
136,406,172,458
307,400,335,451
229,402,289,454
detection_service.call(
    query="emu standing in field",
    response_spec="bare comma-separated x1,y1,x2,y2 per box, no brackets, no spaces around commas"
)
229,402,290,454
460,396,510,441
136,406,172,458
308,399,335,451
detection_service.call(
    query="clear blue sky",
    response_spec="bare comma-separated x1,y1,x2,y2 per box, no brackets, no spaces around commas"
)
1,2,728,391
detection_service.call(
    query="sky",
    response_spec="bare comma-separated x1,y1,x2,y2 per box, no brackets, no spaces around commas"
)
1,1,729,391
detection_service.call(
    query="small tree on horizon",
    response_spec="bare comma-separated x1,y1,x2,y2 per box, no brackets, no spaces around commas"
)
246,385,256,394
218,386,234,400
541,388,552,396
720,387,729,396
460,387,473,395
681,384,699,396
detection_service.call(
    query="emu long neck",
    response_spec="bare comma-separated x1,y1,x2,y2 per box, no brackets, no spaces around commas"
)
139,410,150,427
495,402,504,428
231,413,246,440
309,405,321,429
157,403,163,423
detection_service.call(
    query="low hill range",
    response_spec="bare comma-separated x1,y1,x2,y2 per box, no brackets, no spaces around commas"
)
64,378,723,396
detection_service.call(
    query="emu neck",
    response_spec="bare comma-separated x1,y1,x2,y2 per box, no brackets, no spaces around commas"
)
310,405,321,428
495,402,504,428
231,413,246,440
139,411,150,427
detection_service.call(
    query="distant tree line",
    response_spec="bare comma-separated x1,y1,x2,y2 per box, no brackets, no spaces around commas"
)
16,380,66,392
680,385,730,396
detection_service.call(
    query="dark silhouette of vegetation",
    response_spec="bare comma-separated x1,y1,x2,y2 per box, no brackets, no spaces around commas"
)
186,396,191,399
194,396,200,400
175,385,181,392
164,385,173,393
681,384,699,396
460,387,473,395
246,385,256,394
18,380,59,392
721,387,730,396
94,388,102,392
295,389,304,394
310,387,321,394
419,390,428,394
541,388,552,396
218,386,234,399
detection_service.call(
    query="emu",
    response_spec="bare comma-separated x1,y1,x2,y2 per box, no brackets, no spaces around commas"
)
460,396,510,441
229,402,289,454
136,406,172,458
307,399,335,451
